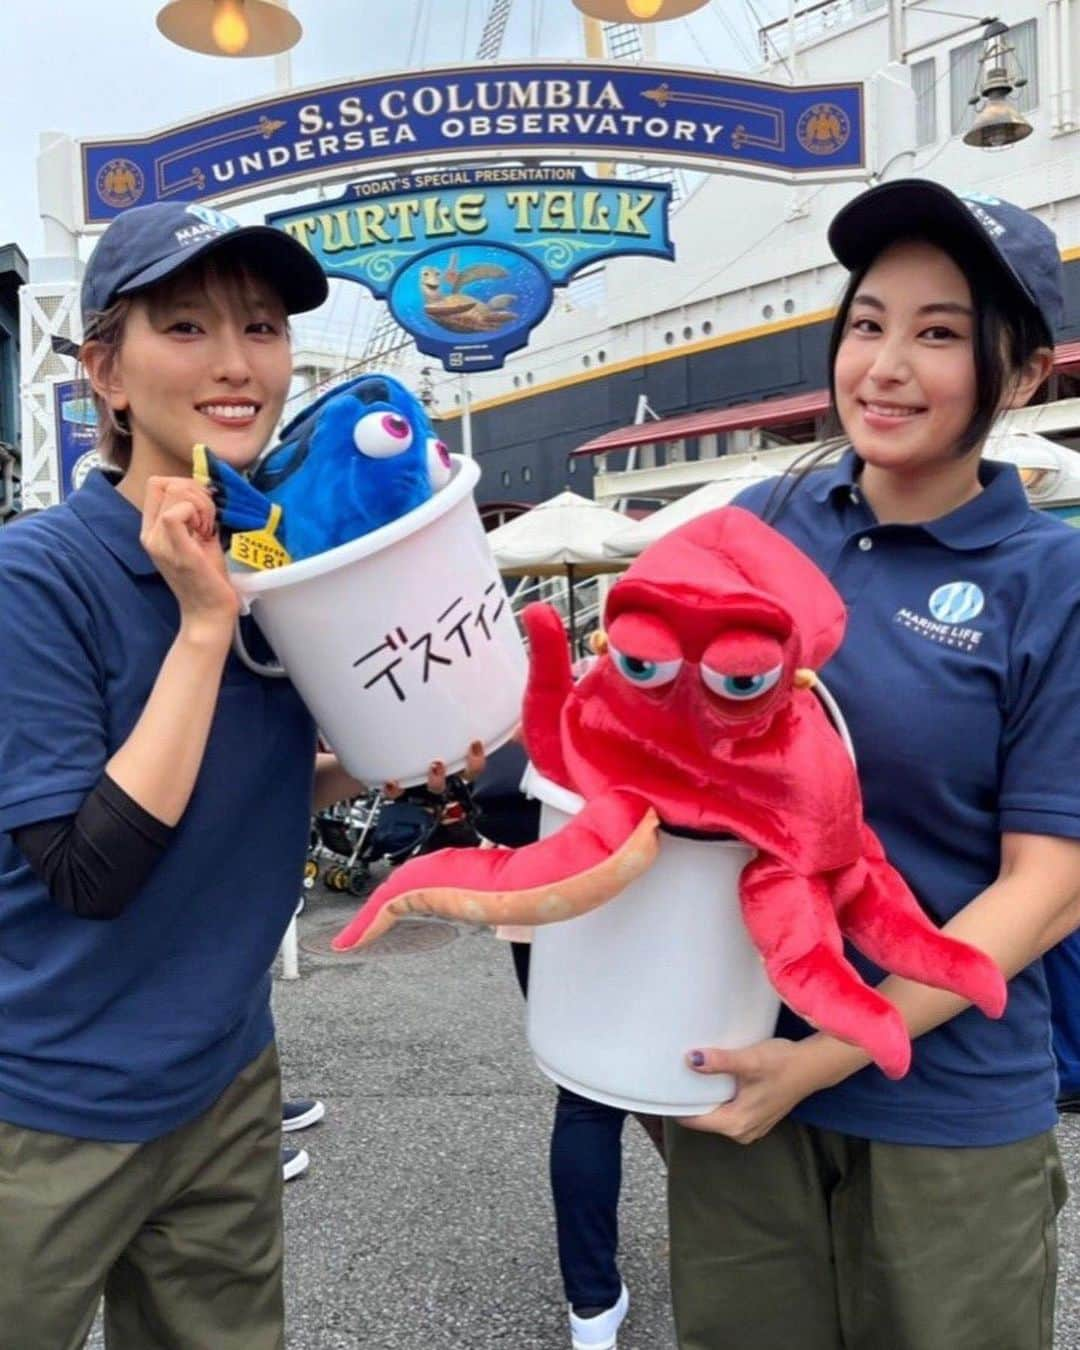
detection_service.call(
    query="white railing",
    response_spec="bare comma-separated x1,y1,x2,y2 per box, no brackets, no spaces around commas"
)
759,0,887,59
507,572,605,653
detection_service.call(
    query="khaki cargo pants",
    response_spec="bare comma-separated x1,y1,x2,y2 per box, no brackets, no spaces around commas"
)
667,1116,1066,1350
0,1041,284,1350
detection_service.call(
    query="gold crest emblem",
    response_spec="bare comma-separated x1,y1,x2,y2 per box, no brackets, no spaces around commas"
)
97,158,144,209
796,103,851,156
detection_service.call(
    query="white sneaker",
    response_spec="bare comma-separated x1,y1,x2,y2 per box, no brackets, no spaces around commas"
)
282,1097,325,1132
281,1145,310,1182
569,1283,629,1350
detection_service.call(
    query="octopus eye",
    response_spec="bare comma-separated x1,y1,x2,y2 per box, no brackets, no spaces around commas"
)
353,411,414,458
701,663,783,701
427,437,453,488
610,645,683,689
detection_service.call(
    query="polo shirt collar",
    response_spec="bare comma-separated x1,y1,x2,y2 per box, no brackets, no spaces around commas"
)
68,469,159,576
811,449,1031,551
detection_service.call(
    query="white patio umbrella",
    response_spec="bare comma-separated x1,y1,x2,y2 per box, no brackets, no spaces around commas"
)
984,430,1080,508
603,469,770,559
487,490,629,647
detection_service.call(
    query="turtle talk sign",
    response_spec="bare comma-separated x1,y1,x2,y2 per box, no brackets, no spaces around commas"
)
267,167,672,372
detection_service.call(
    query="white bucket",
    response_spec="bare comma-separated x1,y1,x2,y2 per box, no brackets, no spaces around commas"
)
523,766,781,1116
229,456,527,787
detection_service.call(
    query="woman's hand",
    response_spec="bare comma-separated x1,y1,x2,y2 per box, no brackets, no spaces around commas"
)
140,476,238,638
676,1038,818,1144
463,740,486,782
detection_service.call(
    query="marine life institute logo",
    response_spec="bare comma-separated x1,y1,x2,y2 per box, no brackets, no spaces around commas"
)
895,581,986,653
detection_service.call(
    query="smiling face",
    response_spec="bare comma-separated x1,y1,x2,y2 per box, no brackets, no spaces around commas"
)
88,259,292,483
833,239,978,477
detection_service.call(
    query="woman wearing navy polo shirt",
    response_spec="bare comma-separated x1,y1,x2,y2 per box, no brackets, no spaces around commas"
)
0,205,361,1348
666,181,1080,1350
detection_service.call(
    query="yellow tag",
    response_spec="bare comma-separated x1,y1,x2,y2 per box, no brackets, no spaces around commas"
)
191,443,212,488
230,529,292,571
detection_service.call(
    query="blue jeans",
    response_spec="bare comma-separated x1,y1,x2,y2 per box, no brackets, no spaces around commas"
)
551,1085,627,1309
511,942,625,1311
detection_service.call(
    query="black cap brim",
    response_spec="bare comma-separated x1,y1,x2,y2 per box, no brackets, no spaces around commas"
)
116,224,328,315
828,178,1035,319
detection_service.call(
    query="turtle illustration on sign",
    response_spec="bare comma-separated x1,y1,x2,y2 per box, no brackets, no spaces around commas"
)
418,251,518,333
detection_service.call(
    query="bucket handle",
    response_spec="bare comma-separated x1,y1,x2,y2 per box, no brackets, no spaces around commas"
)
231,610,288,679
813,676,856,762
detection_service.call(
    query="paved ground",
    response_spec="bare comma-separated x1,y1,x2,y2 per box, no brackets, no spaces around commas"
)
89,872,1080,1348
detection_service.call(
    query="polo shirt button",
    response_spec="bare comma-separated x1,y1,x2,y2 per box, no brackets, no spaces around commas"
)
850,488,860,503
858,536,873,551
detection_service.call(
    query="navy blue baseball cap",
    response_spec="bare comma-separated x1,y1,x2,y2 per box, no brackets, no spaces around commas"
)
828,179,1064,340
81,201,328,326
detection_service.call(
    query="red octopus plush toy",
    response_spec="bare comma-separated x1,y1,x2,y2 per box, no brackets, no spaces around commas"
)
334,506,1006,1078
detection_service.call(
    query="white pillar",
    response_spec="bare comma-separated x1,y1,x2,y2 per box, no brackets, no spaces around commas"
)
1049,0,1062,131
21,132,85,510
1061,0,1076,130
279,915,300,980
459,376,474,458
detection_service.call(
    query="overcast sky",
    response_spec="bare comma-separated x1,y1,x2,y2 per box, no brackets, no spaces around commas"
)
2,0,773,353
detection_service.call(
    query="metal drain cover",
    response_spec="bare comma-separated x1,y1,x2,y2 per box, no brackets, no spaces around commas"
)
300,918,459,960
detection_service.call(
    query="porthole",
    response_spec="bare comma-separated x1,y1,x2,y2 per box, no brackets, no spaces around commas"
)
522,465,533,483
597,349,607,363
501,470,512,487
783,299,795,315
682,325,693,340
583,354,592,368
702,320,713,336
664,331,675,345
762,304,774,320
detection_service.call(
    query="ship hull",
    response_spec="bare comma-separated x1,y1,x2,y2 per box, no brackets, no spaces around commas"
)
440,255,1080,508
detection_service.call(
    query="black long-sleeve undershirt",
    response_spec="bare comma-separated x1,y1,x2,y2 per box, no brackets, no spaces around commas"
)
12,774,174,919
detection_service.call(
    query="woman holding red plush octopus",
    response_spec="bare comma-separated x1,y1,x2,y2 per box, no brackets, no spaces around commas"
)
666,180,1080,1350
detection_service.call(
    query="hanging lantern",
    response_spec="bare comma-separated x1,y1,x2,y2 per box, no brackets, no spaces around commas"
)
572,0,710,22
963,19,1033,148
156,0,302,58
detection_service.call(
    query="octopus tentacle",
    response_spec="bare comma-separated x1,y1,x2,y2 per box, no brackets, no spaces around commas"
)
520,602,574,790
332,788,659,952
831,826,1007,1020
739,853,912,1079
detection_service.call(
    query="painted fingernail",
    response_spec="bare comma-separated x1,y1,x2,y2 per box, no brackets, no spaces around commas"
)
689,1051,705,1067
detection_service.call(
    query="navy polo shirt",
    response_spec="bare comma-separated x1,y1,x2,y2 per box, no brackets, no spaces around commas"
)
735,453,1080,1146
0,471,316,1142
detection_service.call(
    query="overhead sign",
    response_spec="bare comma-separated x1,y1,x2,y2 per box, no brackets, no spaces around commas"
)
267,167,672,372
51,378,101,499
78,62,866,227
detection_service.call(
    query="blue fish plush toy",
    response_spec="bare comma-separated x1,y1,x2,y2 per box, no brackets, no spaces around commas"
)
195,372,452,566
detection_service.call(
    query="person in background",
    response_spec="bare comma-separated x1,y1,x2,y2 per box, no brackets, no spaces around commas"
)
1044,930,1080,1110
474,740,663,1350
281,1096,325,1182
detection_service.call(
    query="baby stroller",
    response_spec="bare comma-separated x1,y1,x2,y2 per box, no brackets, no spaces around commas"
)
307,775,482,898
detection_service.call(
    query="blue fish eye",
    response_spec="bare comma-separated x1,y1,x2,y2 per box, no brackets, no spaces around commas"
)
609,644,683,689
353,410,415,459
701,663,783,701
